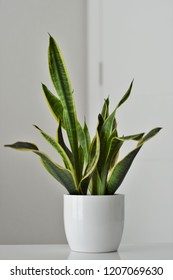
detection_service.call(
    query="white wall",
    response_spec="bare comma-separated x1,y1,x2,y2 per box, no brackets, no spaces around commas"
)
1,0,172,247
87,0,173,244
0,0,87,244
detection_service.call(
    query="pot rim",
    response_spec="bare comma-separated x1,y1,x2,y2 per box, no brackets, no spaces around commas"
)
64,193,124,198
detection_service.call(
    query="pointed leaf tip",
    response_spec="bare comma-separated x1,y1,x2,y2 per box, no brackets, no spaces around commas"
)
116,80,134,110
140,127,162,145
33,124,41,131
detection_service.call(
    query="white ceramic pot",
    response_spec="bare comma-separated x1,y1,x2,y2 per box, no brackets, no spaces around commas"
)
64,194,124,253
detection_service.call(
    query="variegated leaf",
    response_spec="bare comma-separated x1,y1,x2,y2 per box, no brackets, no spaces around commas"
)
4,142,38,151
79,132,100,194
42,83,64,124
33,125,75,175
107,127,162,194
48,35,80,182
34,151,78,194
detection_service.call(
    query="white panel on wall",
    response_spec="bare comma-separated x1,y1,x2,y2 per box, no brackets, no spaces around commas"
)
87,0,173,244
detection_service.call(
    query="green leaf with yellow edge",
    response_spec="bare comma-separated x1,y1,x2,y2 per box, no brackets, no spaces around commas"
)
77,121,88,164
107,132,144,170
33,125,75,176
57,121,74,166
101,136,124,192
83,120,91,152
101,97,109,120
90,169,104,195
78,145,84,180
97,109,116,173
42,82,87,162
139,127,162,145
34,151,78,194
42,83,64,124
120,132,145,141
79,131,100,194
115,80,134,110
5,140,78,194
100,109,116,138
107,127,162,194
48,35,80,182
4,142,38,151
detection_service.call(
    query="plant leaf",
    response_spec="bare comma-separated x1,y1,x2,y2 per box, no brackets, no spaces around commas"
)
34,151,78,194
77,121,88,164
42,82,88,164
139,127,162,145
116,79,134,110
4,142,38,151
107,127,162,194
97,109,116,173
48,35,80,182
101,97,109,120
42,83,64,124
100,109,116,138
97,114,104,135
33,125,75,175
79,131,100,194
57,121,74,166
78,145,84,180
101,136,124,192
107,146,141,194
5,140,78,194
83,120,91,152
120,132,145,141
94,169,104,195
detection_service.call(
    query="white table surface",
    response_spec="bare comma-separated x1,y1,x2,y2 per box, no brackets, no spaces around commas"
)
0,243,172,260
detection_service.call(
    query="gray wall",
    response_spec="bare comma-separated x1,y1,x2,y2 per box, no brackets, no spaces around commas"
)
0,0,87,244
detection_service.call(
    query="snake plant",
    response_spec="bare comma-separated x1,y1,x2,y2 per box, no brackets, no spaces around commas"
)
5,35,161,195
